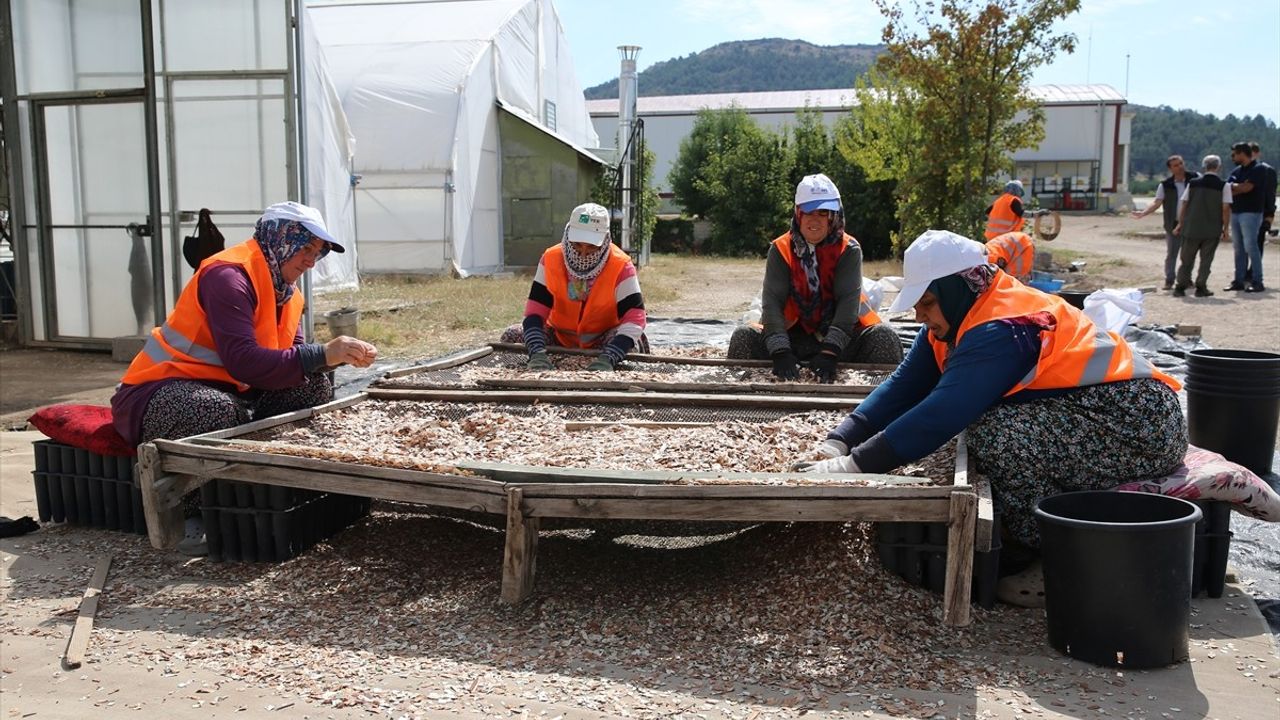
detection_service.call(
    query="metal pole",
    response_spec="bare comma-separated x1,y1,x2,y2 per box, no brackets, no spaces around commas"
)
141,0,166,325
617,45,639,254
0,0,31,344
291,0,313,341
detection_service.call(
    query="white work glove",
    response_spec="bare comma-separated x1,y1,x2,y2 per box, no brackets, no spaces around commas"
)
794,453,862,475
814,439,848,459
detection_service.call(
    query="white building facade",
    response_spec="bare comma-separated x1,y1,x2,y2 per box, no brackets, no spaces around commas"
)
587,84,1131,212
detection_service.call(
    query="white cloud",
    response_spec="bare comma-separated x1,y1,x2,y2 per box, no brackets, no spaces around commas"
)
676,0,885,46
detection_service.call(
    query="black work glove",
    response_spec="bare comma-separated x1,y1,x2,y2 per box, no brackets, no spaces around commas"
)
586,355,615,372
771,350,800,380
809,346,840,384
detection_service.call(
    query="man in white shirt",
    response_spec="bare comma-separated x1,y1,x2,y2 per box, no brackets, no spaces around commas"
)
1133,155,1198,290
1172,155,1232,297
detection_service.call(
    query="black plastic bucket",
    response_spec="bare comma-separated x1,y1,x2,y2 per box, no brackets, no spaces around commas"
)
1036,491,1202,669
1054,290,1090,309
1185,349,1280,475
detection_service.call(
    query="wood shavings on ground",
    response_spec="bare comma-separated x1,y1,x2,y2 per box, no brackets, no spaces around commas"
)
5,518,1076,719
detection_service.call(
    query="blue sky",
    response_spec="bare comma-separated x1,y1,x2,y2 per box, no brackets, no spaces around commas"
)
554,0,1280,122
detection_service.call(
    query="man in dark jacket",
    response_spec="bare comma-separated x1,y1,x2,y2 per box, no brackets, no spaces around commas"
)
1227,142,1267,292
1244,142,1277,286
1132,155,1198,290
1173,155,1232,297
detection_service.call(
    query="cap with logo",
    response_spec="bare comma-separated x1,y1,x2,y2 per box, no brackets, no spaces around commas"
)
887,230,989,312
259,201,345,253
564,202,611,247
795,173,842,213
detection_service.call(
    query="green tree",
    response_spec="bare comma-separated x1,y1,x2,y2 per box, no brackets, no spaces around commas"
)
696,124,794,255
790,106,898,260
668,106,759,218
841,0,1080,249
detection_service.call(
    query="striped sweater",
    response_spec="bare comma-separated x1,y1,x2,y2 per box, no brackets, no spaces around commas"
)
522,257,646,364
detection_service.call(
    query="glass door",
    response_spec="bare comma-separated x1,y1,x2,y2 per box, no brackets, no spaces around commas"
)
32,94,157,342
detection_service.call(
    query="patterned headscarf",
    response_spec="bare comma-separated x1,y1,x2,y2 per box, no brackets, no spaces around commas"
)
926,263,998,344
254,219,327,306
561,226,611,300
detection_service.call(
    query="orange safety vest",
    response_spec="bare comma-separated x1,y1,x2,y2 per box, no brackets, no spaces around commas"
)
929,270,1180,395
985,232,1035,282
541,243,631,348
985,193,1025,239
120,240,304,392
772,232,882,330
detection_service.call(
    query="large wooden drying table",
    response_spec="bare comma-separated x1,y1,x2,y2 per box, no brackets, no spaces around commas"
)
137,390,991,627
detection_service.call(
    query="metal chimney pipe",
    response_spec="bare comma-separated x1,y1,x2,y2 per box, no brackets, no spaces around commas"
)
617,45,640,253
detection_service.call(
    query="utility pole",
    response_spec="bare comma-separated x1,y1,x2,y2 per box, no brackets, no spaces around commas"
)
1124,53,1131,97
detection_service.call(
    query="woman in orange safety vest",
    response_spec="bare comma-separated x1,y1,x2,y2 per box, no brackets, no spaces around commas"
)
986,231,1036,282
726,173,903,383
500,202,648,372
111,202,377,553
797,230,1187,606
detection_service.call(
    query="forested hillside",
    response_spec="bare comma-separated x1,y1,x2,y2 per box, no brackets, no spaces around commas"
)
583,39,883,99
1130,106,1279,179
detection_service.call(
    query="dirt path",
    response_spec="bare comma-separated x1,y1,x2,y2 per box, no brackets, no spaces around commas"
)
1048,213,1279,352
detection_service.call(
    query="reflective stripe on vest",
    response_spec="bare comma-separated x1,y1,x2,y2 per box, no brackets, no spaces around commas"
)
985,232,1035,281
541,243,630,349
930,270,1180,395
120,239,304,390
984,193,1025,239
772,232,882,328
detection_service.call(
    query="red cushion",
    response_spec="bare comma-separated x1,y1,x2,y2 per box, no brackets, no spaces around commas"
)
28,405,136,457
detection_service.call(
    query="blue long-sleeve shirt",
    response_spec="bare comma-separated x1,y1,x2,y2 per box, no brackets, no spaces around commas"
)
829,321,1070,472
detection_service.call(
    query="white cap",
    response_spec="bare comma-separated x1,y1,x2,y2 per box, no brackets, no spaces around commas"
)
1004,179,1025,198
259,201,344,253
795,173,841,213
887,230,989,312
564,202,611,247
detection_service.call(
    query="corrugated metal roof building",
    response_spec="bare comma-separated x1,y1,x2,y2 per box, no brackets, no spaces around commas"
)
587,83,1132,211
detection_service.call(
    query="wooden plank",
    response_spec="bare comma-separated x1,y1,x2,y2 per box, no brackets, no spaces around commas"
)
366,387,862,411
157,438,505,494
519,496,951,522
942,490,977,627
383,346,495,379
472,377,877,396
188,392,369,441
953,432,970,488
459,461,938,492
488,342,900,371
138,443,185,550
500,487,539,605
563,420,716,431
956,433,994,552
513,479,951,500
159,454,508,515
61,556,111,671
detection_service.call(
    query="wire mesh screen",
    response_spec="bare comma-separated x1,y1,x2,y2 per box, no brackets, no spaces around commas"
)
377,349,892,389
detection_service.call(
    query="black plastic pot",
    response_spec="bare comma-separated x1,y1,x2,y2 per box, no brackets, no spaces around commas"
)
1036,491,1202,669
1054,290,1090,309
1186,349,1280,475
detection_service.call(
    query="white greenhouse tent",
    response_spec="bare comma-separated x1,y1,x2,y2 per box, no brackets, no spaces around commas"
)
307,0,605,276
1,0,357,349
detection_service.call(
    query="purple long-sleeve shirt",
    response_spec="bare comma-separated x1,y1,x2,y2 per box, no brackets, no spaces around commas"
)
111,262,327,446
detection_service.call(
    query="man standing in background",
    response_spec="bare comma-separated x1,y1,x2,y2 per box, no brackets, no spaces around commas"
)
1226,142,1266,292
1132,155,1198,290
1172,155,1231,298
1244,142,1277,287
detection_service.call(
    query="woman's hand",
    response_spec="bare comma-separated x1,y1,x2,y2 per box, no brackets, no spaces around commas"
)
792,454,862,474
813,438,848,459
324,336,378,368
